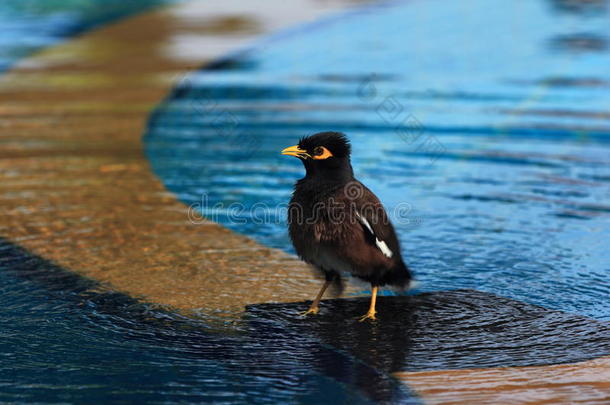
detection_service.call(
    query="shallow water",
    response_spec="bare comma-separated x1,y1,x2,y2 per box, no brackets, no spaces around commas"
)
3,238,608,403
0,239,391,403
1,0,610,403
146,0,610,321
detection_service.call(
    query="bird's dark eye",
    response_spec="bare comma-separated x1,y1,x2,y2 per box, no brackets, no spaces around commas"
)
313,147,324,156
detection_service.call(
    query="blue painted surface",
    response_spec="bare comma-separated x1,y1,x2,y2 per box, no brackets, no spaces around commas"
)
146,0,610,321
0,0,171,72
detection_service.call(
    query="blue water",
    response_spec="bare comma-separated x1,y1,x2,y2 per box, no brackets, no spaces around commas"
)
0,0,171,72
1,238,399,403
146,0,610,321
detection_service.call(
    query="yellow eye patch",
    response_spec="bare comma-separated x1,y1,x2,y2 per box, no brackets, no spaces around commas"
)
312,146,333,160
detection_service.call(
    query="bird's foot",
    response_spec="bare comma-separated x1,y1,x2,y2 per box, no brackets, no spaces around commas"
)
298,306,319,317
358,310,377,322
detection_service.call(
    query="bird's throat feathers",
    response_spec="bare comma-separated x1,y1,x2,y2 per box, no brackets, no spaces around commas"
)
302,156,354,184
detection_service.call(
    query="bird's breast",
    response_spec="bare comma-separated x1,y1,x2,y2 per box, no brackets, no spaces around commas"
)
288,205,354,273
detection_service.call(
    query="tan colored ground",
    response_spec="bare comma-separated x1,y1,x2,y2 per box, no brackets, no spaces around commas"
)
396,356,610,404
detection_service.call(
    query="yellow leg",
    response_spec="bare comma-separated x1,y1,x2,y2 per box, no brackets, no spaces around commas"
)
299,279,332,316
358,286,378,322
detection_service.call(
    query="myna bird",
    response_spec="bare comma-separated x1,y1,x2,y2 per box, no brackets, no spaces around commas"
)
282,131,412,321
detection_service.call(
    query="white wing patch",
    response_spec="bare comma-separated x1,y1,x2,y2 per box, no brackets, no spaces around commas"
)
375,239,393,259
355,212,393,258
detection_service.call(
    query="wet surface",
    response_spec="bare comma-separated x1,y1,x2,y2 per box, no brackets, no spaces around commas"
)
0,237,411,404
3,236,608,403
398,358,610,404
247,290,610,372
146,0,610,321
2,0,610,403
0,1,379,402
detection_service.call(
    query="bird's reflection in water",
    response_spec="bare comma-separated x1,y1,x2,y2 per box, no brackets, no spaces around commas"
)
244,298,417,404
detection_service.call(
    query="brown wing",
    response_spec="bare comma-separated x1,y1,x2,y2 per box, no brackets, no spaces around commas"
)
313,181,403,275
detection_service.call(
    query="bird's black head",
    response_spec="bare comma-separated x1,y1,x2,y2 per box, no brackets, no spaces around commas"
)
282,132,353,181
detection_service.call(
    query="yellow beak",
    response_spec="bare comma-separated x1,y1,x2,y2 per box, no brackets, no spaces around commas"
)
281,145,310,159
